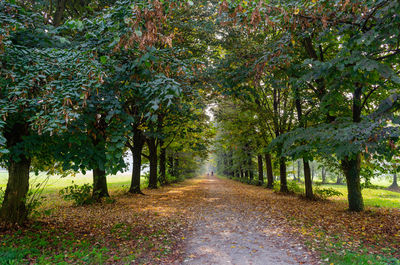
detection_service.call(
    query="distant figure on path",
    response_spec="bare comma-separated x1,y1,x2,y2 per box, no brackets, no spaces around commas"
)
211,171,214,176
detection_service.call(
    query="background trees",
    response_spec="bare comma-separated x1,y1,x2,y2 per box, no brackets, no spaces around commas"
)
211,0,400,212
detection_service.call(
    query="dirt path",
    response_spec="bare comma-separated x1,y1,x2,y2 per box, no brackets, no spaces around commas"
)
180,175,317,265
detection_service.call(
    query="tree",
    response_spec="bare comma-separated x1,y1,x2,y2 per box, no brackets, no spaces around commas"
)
0,1,102,224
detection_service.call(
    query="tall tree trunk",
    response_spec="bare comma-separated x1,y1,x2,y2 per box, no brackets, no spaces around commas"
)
295,84,313,200
336,175,343,184
311,164,315,181
240,169,244,179
92,134,109,200
147,137,158,189
321,167,327,184
174,157,179,178
303,159,314,199
159,143,167,185
92,168,109,200
293,162,297,181
341,85,364,211
390,173,398,189
265,153,274,189
167,154,174,176
248,155,254,180
341,154,364,211
257,155,264,185
53,0,67,26
129,129,145,194
280,156,288,193
1,122,30,225
297,160,301,182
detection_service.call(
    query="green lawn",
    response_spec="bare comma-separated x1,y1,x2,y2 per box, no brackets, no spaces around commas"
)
0,171,147,197
318,184,400,208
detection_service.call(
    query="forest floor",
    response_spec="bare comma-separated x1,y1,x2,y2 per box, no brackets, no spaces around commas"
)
1,175,399,264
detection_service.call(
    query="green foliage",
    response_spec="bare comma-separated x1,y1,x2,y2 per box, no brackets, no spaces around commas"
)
165,172,185,184
314,186,343,200
59,183,94,206
273,181,303,194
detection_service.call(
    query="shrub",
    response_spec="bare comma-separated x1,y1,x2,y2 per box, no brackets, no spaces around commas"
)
165,172,184,184
314,186,343,199
59,183,94,206
273,180,304,194
288,180,304,194
273,181,281,192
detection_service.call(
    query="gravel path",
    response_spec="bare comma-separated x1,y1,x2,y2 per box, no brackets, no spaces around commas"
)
181,175,317,265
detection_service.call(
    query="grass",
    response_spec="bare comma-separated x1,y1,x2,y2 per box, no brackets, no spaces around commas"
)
0,223,112,264
318,184,400,208
320,241,400,265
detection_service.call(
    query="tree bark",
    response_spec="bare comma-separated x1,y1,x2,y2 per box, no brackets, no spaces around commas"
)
167,154,174,176
159,143,167,185
174,157,179,178
245,169,249,180
91,133,109,200
341,154,364,212
92,168,109,200
303,159,314,199
311,164,315,181
390,173,398,189
147,137,158,189
53,0,67,26
336,175,343,184
1,122,31,225
257,155,264,185
265,153,274,189
293,162,297,181
340,85,364,211
129,129,145,194
322,167,327,184
297,160,301,182
279,156,288,193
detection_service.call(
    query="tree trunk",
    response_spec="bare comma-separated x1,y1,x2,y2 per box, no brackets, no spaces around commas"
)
174,157,179,178
340,85,364,211
147,137,158,189
280,156,288,193
92,134,109,200
159,144,167,185
303,159,314,199
341,154,364,212
297,160,301,182
265,153,274,189
1,122,31,225
336,174,343,184
293,162,297,181
322,167,327,184
257,155,263,185
53,0,67,26
390,173,398,189
129,129,145,194
240,169,244,179
167,154,174,176
311,164,315,181
92,169,109,200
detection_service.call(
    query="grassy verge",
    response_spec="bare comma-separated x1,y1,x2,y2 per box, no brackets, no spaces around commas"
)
318,184,400,208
